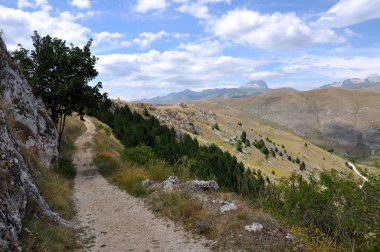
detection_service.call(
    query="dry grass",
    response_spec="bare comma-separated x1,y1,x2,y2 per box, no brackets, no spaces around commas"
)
146,190,291,251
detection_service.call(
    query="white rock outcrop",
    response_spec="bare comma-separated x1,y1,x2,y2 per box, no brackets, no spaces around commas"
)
245,222,263,233
0,37,71,251
163,176,180,191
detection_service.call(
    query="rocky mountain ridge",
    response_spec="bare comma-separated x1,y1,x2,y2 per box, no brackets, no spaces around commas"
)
0,37,71,251
139,80,273,104
319,74,380,90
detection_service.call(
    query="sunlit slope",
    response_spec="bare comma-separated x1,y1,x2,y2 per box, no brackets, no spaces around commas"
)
129,101,362,180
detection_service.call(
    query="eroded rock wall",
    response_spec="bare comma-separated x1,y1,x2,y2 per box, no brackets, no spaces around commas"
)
0,37,66,251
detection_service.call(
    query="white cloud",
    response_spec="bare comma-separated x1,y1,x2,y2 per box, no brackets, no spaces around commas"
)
178,39,222,56
97,49,265,99
133,31,169,49
244,71,282,79
17,0,48,9
280,54,380,80
135,0,167,13
0,5,127,52
17,0,33,8
71,0,91,9
318,0,380,28
208,9,344,50
176,0,231,19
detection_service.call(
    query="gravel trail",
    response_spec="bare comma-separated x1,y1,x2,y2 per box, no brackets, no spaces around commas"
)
73,117,209,252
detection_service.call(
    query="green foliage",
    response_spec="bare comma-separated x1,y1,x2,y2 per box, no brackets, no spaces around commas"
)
12,31,104,146
245,139,251,147
295,157,300,164
212,122,219,131
270,171,380,251
327,148,334,153
374,161,380,169
299,161,306,171
57,158,76,179
90,103,265,196
237,121,242,126
122,145,156,166
270,148,276,157
241,131,247,144
143,107,150,116
236,139,243,152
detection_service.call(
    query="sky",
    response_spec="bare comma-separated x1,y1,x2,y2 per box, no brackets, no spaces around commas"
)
1,0,380,100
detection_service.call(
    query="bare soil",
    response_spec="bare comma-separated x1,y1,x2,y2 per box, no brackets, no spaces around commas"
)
73,117,209,252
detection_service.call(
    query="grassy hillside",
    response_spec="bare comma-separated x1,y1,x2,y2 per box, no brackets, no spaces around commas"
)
220,88,380,163
89,103,380,251
129,101,366,181
20,115,85,251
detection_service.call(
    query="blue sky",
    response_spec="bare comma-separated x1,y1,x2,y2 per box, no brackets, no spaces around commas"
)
1,0,380,100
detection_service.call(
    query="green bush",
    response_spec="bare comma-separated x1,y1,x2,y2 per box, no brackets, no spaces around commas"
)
57,158,76,179
122,145,156,166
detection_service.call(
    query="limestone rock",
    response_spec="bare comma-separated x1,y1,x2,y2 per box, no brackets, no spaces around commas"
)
163,176,180,191
184,180,219,192
245,222,263,233
220,202,238,213
0,37,72,251
142,179,151,187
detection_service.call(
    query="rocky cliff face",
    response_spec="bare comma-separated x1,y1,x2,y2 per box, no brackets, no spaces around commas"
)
0,37,70,251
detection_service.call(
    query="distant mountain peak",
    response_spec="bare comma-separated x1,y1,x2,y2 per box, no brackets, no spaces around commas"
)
240,80,268,89
319,74,380,90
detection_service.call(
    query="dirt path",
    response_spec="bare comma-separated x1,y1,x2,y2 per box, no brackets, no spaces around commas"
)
347,161,368,188
73,117,210,252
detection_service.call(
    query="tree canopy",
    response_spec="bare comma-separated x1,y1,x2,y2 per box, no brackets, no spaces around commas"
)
12,31,104,147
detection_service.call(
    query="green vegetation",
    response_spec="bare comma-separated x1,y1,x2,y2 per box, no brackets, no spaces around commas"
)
12,31,104,147
270,171,380,251
88,100,380,251
299,161,306,171
90,105,266,196
240,130,247,143
374,161,380,169
236,139,243,152
19,116,85,251
211,122,219,130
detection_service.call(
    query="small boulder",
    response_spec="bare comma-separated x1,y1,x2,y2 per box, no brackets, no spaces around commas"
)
245,222,263,233
184,180,219,192
285,233,293,240
163,176,180,191
142,179,151,187
220,202,237,213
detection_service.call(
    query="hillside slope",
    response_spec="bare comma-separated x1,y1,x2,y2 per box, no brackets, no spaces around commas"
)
220,89,380,158
128,100,367,180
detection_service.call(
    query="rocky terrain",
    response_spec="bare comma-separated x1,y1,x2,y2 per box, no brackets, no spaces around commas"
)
0,37,70,251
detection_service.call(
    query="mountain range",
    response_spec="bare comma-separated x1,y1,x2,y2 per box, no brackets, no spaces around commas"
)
139,80,282,104
319,74,380,90
139,75,380,104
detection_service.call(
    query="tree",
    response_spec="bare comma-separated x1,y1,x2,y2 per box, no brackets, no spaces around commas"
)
12,31,102,149
241,131,247,144
236,140,243,152
212,122,219,131
299,161,306,171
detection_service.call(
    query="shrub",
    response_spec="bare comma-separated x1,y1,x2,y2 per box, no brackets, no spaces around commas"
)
236,140,243,152
122,145,156,166
212,122,219,131
112,168,149,197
